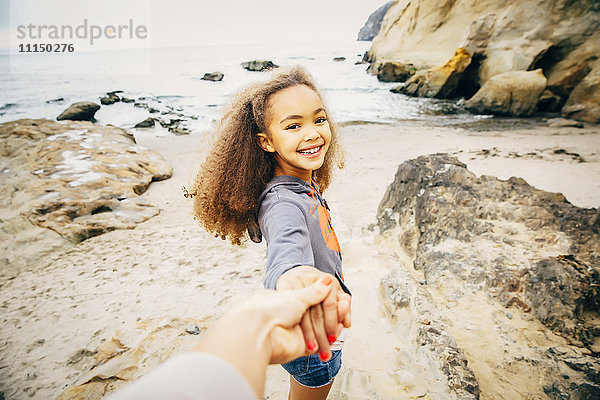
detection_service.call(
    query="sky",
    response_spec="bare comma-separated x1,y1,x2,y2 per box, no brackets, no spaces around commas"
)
0,0,390,50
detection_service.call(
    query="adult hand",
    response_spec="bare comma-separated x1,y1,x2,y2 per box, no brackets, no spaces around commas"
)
276,266,352,361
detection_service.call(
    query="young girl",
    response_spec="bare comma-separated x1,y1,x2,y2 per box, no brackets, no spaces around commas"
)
193,65,351,400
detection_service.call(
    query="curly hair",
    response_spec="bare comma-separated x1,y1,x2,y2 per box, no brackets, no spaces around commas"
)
192,65,344,245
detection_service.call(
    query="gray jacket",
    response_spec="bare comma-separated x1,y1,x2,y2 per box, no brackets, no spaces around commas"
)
257,175,350,294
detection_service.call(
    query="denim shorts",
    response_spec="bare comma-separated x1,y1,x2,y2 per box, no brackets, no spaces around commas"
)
281,350,342,388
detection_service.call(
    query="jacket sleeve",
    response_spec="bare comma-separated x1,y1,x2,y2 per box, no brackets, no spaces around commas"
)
260,201,314,289
106,352,256,400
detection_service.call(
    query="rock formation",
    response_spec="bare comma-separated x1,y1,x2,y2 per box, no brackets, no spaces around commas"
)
0,119,172,276
357,1,394,41
465,69,547,116
57,318,208,399
365,0,600,122
57,102,101,121
376,154,600,398
401,48,472,98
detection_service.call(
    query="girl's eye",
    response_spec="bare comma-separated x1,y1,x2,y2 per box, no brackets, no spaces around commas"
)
285,123,300,130
316,116,327,124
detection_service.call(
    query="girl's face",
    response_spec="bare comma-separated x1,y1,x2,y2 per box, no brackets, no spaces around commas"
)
257,84,331,182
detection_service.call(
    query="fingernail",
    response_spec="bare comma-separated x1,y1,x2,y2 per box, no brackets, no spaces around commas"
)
319,351,330,362
327,334,336,344
306,340,317,352
321,276,333,286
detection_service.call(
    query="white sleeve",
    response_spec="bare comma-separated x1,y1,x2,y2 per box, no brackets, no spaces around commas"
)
106,352,257,400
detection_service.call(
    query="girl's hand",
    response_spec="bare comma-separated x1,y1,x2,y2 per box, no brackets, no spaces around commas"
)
276,266,352,361
216,275,337,364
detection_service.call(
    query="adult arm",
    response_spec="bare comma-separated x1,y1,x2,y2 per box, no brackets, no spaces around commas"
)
108,278,337,400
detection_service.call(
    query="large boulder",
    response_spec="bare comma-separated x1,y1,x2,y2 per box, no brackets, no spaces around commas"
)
357,1,394,41
377,154,600,398
562,60,600,123
465,69,547,116
57,102,101,121
401,48,472,98
0,119,172,274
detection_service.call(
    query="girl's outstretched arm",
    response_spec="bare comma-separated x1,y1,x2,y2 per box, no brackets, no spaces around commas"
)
276,266,352,361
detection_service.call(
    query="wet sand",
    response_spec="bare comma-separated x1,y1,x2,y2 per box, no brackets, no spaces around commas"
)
1,121,599,399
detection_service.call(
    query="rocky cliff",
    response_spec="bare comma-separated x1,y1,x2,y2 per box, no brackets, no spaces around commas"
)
365,0,600,122
377,154,600,398
357,1,395,41
0,119,172,278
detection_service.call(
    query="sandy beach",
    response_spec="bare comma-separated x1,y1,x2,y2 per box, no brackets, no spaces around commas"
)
1,120,599,399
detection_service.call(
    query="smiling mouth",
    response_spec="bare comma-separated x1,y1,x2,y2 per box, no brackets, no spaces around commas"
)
298,145,323,156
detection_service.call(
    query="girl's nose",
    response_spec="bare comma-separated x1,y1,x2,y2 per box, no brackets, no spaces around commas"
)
303,127,320,141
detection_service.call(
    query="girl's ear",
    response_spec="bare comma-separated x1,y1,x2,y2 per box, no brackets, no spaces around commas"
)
256,132,276,153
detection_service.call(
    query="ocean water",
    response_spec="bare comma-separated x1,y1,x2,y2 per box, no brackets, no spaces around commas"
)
0,41,480,133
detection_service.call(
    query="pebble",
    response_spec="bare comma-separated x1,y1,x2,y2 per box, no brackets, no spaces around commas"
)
185,324,200,335
506,312,513,319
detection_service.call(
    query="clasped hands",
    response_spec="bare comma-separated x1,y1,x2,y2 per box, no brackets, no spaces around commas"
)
273,266,352,363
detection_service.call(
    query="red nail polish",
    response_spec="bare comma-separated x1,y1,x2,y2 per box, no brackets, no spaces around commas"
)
321,276,333,286
327,334,336,344
319,351,330,361
306,340,317,352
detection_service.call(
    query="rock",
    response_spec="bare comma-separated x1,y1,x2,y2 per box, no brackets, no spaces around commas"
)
465,69,547,117
201,72,224,81
134,117,155,128
56,102,101,122
148,107,160,114
542,348,600,399
100,91,121,105
169,126,191,135
366,0,600,122
389,85,403,94
537,89,563,113
0,119,172,249
185,324,200,335
241,60,279,72
377,153,600,397
333,57,346,62
357,1,394,41
539,30,600,106
547,118,584,128
45,97,64,103
381,270,480,399
372,61,416,83
57,318,207,399
401,48,472,98
100,97,116,105
159,119,190,135
562,61,600,124
121,97,135,103
526,256,600,346
377,154,600,346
